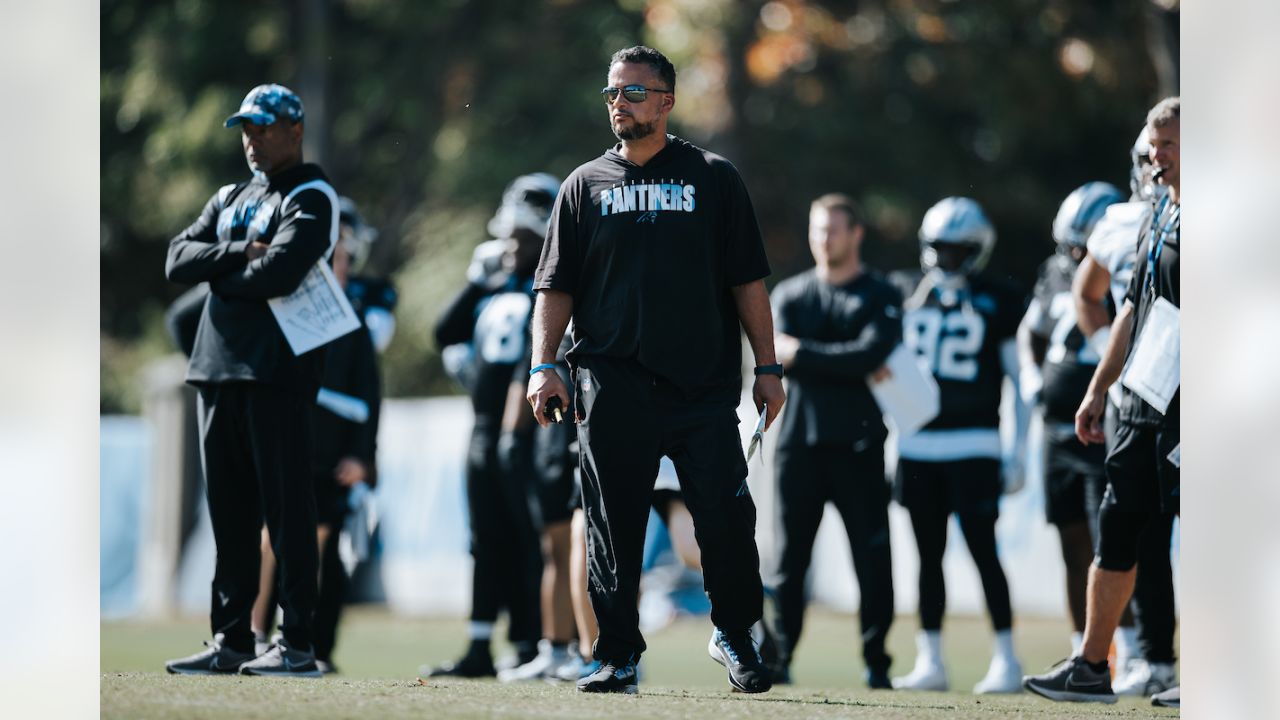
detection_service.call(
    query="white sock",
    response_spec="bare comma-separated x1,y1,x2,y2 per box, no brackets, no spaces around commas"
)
1114,626,1138,664
1070,632,1084,655
916,630,943,664
468,621,495,641
993,629,1016,663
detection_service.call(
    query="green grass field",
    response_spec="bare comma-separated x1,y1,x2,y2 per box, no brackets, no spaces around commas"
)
102,608,1177,718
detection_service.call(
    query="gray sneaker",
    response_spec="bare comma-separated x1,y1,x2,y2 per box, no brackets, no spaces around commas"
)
239,637,324,678
165,634,256,675
1023,656,1117,704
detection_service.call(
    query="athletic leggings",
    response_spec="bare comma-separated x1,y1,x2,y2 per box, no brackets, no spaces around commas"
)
898,458,1012,632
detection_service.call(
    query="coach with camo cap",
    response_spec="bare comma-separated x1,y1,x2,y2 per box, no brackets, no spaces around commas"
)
164,83,341,678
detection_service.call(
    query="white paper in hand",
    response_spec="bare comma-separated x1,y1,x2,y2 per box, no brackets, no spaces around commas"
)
1120,296,1179,414
268,261,362,355
869,344,941,437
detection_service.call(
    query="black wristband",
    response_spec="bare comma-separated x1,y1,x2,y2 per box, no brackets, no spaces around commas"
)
754,363,784,377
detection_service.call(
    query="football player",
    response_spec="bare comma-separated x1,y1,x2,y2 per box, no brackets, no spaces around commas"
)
424,173,561,678
1015,182,1124,662
891,197,1029,694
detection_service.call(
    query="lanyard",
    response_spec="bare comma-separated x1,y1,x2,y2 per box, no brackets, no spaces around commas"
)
1145,196,1180,294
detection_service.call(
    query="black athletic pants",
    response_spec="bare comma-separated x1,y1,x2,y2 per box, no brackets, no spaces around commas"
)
466,419,542,645
313,524,347,663
575,356,763,663
897,458,1012,632
197,383,318,653
766,444,894,674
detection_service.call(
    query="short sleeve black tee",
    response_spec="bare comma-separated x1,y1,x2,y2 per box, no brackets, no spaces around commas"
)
1026,254,1102,423
1119,199,1180,427
895,273,1026,431
534,135,770,402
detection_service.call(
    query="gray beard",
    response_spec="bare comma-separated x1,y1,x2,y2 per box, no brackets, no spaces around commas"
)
613,117,657,141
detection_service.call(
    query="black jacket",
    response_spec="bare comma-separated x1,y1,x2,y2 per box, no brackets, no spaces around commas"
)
165,163,338,393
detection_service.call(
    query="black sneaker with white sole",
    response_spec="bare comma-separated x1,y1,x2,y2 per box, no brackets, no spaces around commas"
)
164,633,256,675
1023,656,1117,703
238,637,324,678
708,628,773,694
576,658,639,694
421,647,497,678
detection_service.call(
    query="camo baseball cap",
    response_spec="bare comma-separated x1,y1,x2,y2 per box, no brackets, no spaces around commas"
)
224,84,305,128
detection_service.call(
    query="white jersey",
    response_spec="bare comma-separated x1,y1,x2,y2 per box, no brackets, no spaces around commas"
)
1086,201,1151,308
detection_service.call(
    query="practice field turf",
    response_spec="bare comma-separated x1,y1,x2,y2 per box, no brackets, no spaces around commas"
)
102,608,1178,718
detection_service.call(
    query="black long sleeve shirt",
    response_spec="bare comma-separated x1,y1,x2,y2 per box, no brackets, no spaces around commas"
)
771,268,902,449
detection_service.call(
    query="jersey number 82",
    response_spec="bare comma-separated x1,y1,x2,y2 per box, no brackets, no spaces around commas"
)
904,306,985,382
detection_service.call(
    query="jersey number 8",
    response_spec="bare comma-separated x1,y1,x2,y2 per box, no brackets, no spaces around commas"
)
474,293,533,364
905,306,985,382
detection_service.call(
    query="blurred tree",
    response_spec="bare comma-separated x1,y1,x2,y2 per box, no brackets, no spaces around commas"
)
101,0,1170,411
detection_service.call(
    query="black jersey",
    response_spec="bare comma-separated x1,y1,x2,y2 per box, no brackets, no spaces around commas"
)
435,276,536,423
1024,254,1101,423
893,272,1025,441
534,135,770,404
1119,197,1180,428
771,268,902,449
166,163,339,393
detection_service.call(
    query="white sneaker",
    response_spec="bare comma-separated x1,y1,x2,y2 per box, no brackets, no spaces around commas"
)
498,640,570,682
892,656,948,691
973,656,1023,694
1113,660,1177,696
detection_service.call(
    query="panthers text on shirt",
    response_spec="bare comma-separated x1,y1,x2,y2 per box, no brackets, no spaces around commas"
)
599,181,696,216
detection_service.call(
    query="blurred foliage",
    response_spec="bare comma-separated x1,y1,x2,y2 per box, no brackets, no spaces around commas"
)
101,0,1175,411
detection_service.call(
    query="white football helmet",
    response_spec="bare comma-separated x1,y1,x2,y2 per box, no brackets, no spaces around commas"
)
338,196,378,271
487,172,561,239
919,196,996,281
1052,181,1125,253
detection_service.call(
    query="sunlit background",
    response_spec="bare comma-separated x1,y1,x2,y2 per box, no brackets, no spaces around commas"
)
100,0,1178,409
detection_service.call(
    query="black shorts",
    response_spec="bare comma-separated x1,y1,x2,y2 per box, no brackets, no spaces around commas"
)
1042,426,1107,528
1102,422,1179,515
895,457,1001,517
532,417,578,529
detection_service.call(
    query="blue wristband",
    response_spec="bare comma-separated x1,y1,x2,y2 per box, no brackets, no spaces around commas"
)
529,363,558,377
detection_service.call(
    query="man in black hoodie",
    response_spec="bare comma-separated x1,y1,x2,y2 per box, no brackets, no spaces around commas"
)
163,84,340,678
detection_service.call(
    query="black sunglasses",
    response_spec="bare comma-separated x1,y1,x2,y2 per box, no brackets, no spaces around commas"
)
601,84,672,104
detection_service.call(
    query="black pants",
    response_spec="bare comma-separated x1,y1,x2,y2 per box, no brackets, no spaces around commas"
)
467,419,542,645
765,444,894,674
197,383,318,652
897,458,1012,632
575,357,763,663
313,522,347,663
261,522,348,663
